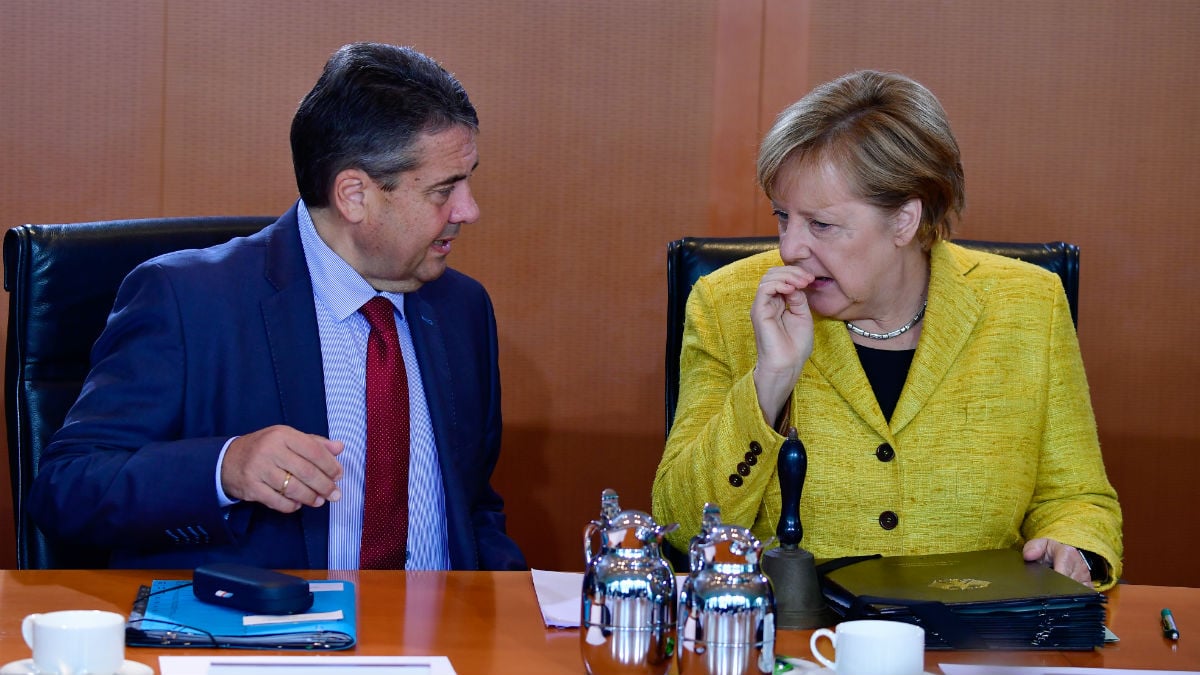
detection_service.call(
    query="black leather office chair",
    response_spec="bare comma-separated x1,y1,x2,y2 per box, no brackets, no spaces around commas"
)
4,216,274,569
664,237,1080,435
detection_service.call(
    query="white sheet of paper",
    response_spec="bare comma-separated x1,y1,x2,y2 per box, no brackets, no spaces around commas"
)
940,664,1194,675
159,655,456,675
531,569,692,629
530,569,583,628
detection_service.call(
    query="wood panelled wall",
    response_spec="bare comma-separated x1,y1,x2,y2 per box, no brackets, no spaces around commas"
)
1,0,1196,585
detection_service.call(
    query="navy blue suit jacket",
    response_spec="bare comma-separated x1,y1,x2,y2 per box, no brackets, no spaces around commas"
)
28,205,526,570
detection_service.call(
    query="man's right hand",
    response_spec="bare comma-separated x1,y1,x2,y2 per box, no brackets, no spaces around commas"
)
221,425,344,513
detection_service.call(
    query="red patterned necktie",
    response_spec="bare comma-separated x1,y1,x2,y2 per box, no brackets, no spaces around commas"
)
358,296,409,569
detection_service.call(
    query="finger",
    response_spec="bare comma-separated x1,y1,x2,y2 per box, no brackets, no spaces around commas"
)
278,455,342,506
323,438,346,456
757,273,811,299
1022,538,1049,563
266,433,344,505
285,433,346,481
754,284,810,324
782,290,810,316
277,467,329,509
253,468,303,514
1055,547,1092,584
763,265,815,285
221,426,340,505
1021,542,1039,561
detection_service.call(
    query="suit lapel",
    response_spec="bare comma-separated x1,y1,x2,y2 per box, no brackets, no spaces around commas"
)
405,291,475,569
808,317,891,439
261,208,330,568
890,242,985,433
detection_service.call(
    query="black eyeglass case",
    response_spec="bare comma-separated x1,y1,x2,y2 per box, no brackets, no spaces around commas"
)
193,562,315,615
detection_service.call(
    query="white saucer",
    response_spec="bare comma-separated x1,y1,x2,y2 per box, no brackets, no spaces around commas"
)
0,659,154,675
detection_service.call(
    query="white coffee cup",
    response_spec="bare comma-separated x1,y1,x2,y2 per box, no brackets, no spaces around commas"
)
21,609,126,675
810,619,925,675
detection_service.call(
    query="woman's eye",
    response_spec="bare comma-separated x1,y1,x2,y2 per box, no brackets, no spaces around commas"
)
809,219,833,232
772,209,789,230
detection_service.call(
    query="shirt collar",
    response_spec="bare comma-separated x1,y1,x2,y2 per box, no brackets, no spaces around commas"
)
297,199,405,321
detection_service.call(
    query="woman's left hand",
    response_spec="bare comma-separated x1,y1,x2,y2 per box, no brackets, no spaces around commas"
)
1023,538,1093,585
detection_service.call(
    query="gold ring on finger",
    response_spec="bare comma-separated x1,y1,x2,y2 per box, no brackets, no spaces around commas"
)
280,471,292,494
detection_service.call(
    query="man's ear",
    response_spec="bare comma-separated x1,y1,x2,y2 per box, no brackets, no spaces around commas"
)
331,169,371,224
892,197,923,247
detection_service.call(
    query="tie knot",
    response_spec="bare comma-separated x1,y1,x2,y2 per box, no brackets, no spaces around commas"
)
360,296,396,331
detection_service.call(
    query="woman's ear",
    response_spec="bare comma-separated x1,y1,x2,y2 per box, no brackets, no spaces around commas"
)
892,198,923,247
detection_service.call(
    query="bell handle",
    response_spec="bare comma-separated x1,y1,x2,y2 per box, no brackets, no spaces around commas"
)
777,428,807,548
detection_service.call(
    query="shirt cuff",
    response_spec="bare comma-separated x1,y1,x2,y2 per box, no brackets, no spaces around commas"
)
216,437,241,508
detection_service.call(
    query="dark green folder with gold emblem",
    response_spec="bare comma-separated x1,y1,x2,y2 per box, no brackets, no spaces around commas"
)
818,548,1106,650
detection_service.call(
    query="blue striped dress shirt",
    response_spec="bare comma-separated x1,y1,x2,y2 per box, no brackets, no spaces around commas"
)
297,201,450,570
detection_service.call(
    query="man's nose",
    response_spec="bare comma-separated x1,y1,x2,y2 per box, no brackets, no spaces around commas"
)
451,187,480,225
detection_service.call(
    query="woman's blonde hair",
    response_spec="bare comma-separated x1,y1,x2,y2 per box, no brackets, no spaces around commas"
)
757,70,965,249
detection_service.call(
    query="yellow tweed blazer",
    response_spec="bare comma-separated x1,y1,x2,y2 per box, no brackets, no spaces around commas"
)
652,240,1123,587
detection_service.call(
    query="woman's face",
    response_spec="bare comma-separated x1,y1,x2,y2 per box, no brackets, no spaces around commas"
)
772,156,919,323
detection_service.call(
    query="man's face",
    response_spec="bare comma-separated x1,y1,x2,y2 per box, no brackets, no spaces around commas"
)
350,125,480,293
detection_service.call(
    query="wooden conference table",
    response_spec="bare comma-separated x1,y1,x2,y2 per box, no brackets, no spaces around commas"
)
0,570,1195,674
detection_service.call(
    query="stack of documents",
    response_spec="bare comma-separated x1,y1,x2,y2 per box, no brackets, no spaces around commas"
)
126,579,356,650
819,549,1106,650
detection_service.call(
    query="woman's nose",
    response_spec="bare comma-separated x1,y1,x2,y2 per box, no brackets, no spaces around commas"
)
779,228,811,263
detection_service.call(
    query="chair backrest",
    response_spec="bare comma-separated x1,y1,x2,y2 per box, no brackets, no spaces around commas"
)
4,216,274,568
665,237,1080,435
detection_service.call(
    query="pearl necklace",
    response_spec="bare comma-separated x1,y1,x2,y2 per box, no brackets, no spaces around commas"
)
845,300,927,340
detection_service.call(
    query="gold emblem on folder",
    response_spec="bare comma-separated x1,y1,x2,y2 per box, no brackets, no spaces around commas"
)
929,577,991,591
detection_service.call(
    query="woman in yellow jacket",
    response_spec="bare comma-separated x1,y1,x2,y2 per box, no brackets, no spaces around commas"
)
652,70,1122,588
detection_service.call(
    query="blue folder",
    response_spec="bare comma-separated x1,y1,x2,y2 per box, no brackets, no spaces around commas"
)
126,578,356,650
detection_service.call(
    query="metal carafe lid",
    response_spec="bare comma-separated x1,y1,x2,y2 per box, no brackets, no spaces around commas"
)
585,489,677,562
689,503,772,573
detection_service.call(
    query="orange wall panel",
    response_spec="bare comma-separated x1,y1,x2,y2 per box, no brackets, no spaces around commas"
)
0,1,1196,587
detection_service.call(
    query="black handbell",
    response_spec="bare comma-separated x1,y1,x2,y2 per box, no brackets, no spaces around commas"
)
761,428,836,629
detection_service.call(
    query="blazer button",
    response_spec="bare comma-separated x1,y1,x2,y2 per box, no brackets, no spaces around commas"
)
749,441,763,455
736,462,751,476
729,474,744,487
875,443,895,462
879,510,899,530
744,452,758,466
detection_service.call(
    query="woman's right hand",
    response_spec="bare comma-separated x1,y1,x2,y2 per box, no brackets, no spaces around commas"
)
751,265,816,424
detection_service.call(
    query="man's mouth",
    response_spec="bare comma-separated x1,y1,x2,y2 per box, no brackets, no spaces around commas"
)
433,238,453,253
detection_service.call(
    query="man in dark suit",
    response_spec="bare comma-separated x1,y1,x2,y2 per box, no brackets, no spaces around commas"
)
28,43,526,571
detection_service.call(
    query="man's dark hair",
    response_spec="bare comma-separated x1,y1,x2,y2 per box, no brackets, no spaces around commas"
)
290,42,478,208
